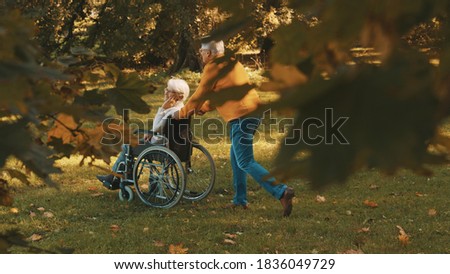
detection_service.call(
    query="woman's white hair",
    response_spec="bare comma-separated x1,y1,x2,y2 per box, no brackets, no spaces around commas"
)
200,40,225,55
166,78,190,101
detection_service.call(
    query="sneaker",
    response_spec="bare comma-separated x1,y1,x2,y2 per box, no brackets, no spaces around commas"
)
96,174,120,190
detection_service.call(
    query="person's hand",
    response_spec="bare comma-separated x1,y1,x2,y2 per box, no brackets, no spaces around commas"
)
162,96,176,109
143,134,152,142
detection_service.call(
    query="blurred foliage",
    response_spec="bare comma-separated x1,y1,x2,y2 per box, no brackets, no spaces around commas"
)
209,0,450,188
0,11,153,205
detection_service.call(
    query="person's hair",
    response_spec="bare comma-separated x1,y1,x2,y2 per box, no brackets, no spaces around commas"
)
200,40,225,55
166,78,190,101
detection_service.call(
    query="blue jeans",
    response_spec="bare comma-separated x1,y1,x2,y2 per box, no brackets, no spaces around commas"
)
229,117,287,206
111,140,152,173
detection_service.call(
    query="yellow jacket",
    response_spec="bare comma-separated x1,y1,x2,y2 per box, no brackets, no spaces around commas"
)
179,56,260,122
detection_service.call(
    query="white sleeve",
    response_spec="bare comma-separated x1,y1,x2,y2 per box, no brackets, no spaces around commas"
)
152,107,166,133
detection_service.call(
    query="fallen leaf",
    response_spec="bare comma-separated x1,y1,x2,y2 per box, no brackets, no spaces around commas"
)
396,225,410,246
10,208,19,214
27,234,43,242
91,192,104,197
169,243,188,254
143,227,149,233
43,212,54,218
428,208,437,216
37,207,45,211
29,211,36,218
363,200,378,208
110,225,120,232
153,240,165,247
224,239,237,245
315,195,326,203
224,233,237,239
358,227,370,233
369,184,379,190
88,186,98,191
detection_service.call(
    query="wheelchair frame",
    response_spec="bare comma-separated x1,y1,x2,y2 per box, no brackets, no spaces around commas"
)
114,118,216,209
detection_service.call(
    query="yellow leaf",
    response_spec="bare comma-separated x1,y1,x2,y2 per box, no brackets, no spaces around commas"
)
169,243,188,254
143,227,149,233
10,208,19,214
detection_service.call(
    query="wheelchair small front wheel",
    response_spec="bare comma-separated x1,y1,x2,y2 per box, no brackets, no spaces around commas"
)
119,186,134,202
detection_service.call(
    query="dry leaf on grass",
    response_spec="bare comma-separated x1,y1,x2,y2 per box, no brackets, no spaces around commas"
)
10,208,19,214
153,240,165,247
43,212,54,218
363,200,378,208
37,207,45,211
27,234,43,242
315,195,326,203
224,233,237,239
224,239,237,245
90,192,104,197
88,186,99,192
29,211,36,218
110,225,120,232
169,243,188,254
428,209,437,216
396,225,410,246
357,227,370,233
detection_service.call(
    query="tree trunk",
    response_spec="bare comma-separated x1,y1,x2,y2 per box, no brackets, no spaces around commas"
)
169,30,202,74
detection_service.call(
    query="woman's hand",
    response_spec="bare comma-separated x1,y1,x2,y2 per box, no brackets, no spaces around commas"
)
162,96,176,109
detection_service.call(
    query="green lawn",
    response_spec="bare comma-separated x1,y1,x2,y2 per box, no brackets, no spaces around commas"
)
1,70,449,254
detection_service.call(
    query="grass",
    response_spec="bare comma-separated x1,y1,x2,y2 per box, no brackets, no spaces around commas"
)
1,69,449,254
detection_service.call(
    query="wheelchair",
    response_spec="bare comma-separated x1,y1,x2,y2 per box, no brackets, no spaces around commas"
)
114,118,216,209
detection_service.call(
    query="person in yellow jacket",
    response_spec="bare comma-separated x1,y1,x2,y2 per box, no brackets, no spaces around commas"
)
175,39,294,217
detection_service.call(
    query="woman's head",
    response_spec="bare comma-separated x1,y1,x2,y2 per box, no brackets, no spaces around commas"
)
165,78,190,102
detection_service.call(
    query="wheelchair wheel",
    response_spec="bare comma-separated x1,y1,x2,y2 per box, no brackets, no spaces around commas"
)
118,186,134,202
133,146,186,209
183,143,216,201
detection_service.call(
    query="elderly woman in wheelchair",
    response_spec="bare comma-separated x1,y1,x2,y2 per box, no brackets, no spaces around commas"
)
96,78,215,208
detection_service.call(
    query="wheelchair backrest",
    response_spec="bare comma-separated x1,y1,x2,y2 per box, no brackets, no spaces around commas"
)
162,117,193,162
